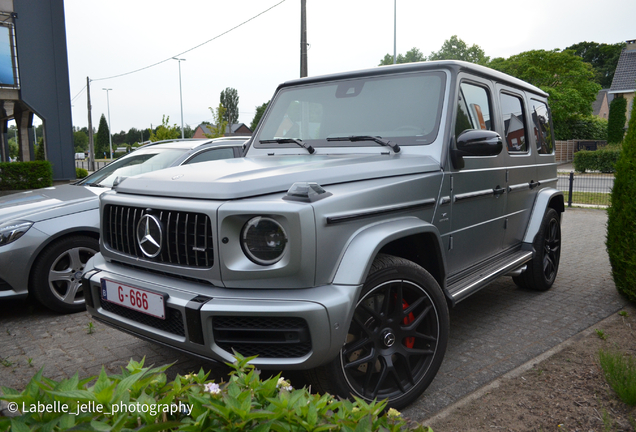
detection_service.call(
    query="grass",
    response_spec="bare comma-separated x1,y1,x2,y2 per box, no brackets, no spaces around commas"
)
596,329,607,340
562,191,611,207
598,349,636,406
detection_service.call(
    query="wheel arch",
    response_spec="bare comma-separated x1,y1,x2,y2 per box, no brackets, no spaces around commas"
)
522,188,564,246
27,228,100,293
332,217,447,291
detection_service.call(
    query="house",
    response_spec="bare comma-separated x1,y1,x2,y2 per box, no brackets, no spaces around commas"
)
192,123,252,138
592,89,612,119
609,39,636,125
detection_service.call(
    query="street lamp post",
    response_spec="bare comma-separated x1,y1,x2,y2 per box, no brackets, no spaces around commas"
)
172,57,186,139
102,88,113,159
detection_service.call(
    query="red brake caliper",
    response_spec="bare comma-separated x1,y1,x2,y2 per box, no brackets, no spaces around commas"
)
402,299,415,349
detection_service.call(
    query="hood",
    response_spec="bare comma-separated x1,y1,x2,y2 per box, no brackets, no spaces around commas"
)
0,184,103,223
114,153,441,200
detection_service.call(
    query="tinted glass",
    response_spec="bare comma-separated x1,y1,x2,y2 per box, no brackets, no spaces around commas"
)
455,82,493,137
186,147,235,164
530,99,553,154
257,71,446,147
500,93,528,152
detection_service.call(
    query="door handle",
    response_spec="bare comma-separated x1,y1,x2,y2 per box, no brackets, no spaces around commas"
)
493,186,505,196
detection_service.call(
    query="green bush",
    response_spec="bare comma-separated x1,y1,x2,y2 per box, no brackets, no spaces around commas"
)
0,161,53,191
76,167,89,179
573,146,621,173
607,97,627,143
569,115,608,140
607,98,636,303
0,354,431,432
599,349,636,405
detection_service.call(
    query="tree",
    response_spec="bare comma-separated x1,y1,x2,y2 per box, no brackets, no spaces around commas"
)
148,115,181,142
428,35,490,65
73,129,88,152
34,137,45,161
220,87,239,127
607,97,627,143
606,97,636,302
489,50,601,139
204,104,228,138
95,114,110,157
565,41,625,88
250,101,269,131
378,47,425,66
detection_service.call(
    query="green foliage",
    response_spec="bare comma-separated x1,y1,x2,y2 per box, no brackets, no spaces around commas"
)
73,129,88,153
568,115,608,140
250,101,269,131
220,87,239,127
427,35,490,65
607,97,627,143
75,167,89,179
0,161,53,190
565,41,625,88
95,114,110,157
148,115,181,142
34,138,46,161
205,104,228,139
489,50,601,140
379,47,426,66
573,146,621,173
0,354,431,432
607,98,636,303
599,349,636,405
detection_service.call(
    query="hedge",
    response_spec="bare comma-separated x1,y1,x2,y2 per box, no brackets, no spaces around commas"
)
0,161,53,191
573,146,621,173
0,354,432,432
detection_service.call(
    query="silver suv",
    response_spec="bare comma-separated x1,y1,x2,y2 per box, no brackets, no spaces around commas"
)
83,61,563,409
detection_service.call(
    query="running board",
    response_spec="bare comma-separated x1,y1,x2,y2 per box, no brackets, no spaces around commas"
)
447,251,533,304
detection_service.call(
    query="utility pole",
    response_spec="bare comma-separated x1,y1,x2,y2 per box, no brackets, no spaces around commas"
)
87,77,95,171
393,0,397,64
103,88,113,159
300,0,307,78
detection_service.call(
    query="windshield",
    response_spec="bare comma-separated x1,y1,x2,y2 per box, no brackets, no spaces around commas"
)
256,71,446,149
78,147,187,187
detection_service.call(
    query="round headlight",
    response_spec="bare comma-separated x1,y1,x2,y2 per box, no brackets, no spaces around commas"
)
241,217,288,265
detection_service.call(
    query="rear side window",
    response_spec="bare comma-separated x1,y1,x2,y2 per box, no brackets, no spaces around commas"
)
455,82,493,137
530,99,554,154
500,93,528,153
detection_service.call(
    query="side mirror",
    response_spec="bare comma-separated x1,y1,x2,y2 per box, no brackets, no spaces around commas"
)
451,130,503,169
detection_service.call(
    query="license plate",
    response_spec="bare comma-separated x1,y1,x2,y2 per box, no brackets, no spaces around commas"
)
100,279,166,319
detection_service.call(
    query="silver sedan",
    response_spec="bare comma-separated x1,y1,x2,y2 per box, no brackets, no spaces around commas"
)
0,137,246,313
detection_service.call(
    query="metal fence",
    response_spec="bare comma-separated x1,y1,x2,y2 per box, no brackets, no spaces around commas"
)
557,171,614,207
75,160,109,171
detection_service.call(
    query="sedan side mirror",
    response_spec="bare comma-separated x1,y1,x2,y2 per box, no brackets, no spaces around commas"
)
451,130,503,169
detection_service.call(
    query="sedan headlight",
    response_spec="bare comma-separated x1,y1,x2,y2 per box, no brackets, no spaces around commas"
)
241,217,288,265
0,221,33,246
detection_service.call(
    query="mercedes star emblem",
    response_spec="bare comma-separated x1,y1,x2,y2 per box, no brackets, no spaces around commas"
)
137,214,163,258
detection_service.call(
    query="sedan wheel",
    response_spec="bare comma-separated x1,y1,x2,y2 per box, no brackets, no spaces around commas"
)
31,235,99,313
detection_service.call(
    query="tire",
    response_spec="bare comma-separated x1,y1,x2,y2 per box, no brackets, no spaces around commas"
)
513,208,561,291
307,254,449,409
31,235,99,313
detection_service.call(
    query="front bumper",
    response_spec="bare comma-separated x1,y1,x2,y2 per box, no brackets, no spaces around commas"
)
83,254,360,369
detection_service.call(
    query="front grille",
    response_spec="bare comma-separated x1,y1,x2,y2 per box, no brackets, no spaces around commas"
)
103,205,214,268
100,300,185,336
213,316,312,358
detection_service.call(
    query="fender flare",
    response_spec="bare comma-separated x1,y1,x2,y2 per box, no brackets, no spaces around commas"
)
332,216,446,287
522,188,564,245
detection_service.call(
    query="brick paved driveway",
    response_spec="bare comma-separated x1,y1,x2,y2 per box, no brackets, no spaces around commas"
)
0,208,625,421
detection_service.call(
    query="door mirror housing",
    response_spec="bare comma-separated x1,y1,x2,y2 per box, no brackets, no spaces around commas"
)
451,130,503,169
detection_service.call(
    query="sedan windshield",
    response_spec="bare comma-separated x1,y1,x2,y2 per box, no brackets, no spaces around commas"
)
77,148,187,188
256,71,446,149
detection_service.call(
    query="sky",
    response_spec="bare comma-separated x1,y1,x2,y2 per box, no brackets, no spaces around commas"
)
62,0,636,136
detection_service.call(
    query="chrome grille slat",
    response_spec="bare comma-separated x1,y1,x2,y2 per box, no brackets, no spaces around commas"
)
103,204,213,268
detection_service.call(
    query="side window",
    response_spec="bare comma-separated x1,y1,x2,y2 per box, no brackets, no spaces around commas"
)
185,147,235,165
500,93,528,152
455,82,493,138
530,99,554,154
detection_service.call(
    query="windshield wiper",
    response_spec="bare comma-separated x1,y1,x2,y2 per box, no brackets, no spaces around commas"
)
327,136,400,153
259,138,315,154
